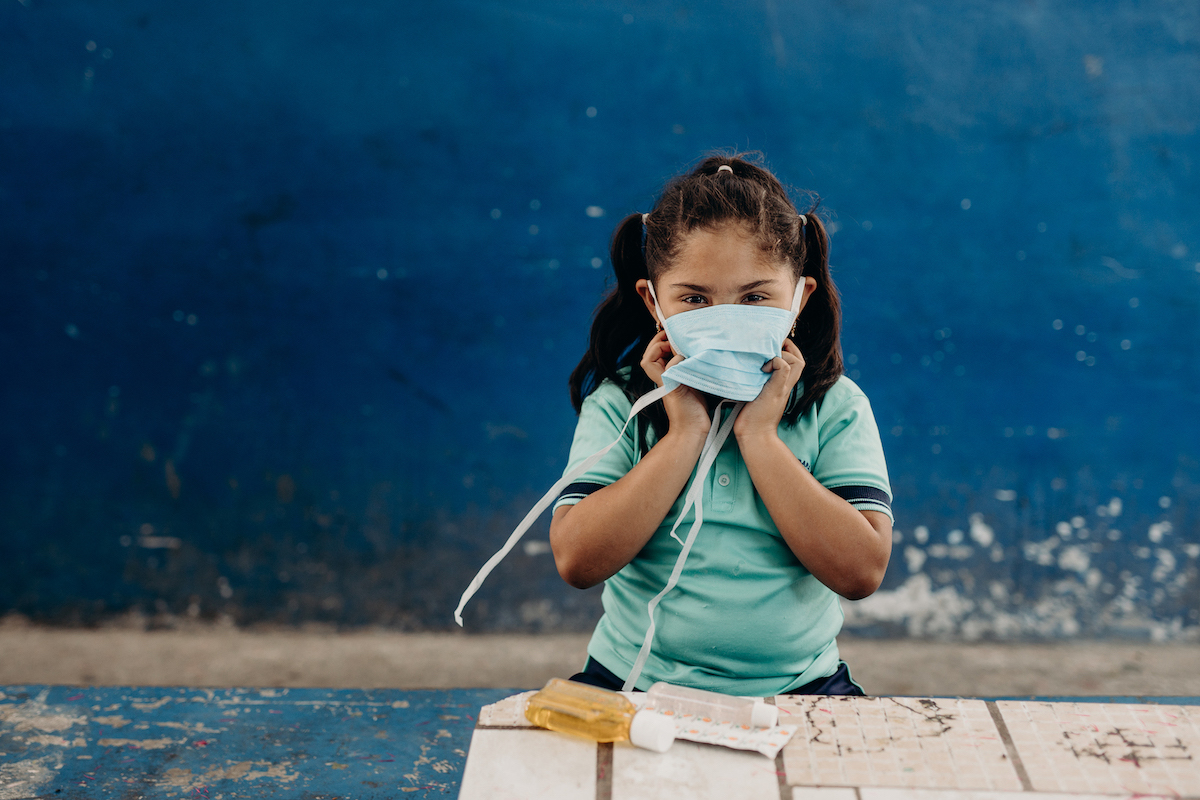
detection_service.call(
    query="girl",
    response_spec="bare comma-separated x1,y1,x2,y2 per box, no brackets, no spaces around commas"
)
549,154,893,696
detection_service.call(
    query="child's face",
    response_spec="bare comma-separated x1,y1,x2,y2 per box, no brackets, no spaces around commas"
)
635,224,816,321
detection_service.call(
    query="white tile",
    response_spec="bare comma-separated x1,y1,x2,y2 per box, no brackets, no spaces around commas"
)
476,690,536,727
458,728,595,800
998,701,1200,797
791,788,858,800
780,696,1019,790
612,738,779,800
863,791,1134,800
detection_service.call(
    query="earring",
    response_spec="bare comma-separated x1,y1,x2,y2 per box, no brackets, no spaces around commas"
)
656,322,662,333
790,322,797,338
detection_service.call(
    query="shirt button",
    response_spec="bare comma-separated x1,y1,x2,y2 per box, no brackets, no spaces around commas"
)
717,474,731,487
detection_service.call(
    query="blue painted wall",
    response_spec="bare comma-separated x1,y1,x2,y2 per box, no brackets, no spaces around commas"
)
2,0,1198,638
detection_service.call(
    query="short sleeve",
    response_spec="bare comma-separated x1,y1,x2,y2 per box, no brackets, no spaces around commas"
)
811,388,894,521
552,381,640,511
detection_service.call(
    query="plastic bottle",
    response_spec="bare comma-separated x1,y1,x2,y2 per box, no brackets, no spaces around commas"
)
646,682,779,728
524,678,675,752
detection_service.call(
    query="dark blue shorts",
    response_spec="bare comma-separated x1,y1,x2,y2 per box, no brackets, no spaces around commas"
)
569,657,866,696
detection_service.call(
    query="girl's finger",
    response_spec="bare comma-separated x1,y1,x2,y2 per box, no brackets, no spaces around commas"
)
762,356,786,373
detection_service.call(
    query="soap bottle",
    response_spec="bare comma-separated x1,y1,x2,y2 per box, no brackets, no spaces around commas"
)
646,682,779,728
524,678,675,752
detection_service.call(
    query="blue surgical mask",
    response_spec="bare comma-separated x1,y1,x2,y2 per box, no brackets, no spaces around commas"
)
648,280,805,401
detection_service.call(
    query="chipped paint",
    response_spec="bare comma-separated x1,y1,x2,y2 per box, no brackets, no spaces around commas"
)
0,755,60,800
97,736,182,749
0,685,507,798
91,715,131,728
158,759,299,789
24,734,86,747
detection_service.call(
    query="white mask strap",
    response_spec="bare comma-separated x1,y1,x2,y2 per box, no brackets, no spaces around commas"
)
622,399,743,691
454,382,674,626
789,277,806,322
645,281,682,353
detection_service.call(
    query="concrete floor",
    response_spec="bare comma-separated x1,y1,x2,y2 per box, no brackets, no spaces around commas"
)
1,616,1197,696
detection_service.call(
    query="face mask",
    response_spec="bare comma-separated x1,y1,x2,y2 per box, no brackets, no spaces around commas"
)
648,280,806,402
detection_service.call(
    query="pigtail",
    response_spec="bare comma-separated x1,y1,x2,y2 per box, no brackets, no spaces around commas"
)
568,214,657,409
787,211,843,420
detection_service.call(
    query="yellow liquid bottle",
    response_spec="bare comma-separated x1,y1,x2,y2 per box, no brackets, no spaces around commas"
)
524,678,675,752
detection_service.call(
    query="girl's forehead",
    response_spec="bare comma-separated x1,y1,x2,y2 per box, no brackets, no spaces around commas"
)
662,226,791,285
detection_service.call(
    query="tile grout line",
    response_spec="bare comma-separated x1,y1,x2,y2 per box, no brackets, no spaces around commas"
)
986,700,1033,791
769,696,792,800
595,741,613,800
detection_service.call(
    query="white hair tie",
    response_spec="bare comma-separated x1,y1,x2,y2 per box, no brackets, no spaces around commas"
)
717,165,733,174
799,214,808,226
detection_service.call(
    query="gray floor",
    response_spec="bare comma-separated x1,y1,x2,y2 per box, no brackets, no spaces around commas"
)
2,616,1197,695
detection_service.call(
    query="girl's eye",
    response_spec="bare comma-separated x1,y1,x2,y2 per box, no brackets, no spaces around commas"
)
682,295,708,305
743,294,767,303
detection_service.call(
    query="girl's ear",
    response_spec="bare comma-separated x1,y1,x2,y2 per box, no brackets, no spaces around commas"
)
796,277,819,314
635,279,660,322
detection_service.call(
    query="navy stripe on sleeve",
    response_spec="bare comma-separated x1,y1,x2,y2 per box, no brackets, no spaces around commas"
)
829,485,892,513
555,481,608,506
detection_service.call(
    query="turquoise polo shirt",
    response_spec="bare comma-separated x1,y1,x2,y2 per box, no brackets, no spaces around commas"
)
553,374,893,696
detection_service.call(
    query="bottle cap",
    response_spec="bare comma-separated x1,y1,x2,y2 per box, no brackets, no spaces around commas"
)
629,709,675,752
751,700,779,728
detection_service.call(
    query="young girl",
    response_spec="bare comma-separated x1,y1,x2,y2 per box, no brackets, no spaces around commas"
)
455,153,892,696
548,154,893,696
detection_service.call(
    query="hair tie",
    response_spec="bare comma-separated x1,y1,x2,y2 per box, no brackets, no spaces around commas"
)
798,214,808,227
641,213,649,255
717,165,733,174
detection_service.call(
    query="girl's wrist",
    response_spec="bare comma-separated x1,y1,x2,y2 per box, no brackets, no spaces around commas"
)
734,425,781,448
660,427,709,458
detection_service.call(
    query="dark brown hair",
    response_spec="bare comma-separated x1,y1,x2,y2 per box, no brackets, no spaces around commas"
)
568,152,843,448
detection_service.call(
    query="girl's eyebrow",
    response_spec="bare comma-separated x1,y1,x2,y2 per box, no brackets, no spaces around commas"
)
670,279,781,293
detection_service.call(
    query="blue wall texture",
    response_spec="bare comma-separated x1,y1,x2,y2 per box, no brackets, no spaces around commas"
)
3,0,1198,639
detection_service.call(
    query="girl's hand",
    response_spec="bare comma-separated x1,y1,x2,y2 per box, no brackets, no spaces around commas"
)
641,330,711,440
734,338,806,442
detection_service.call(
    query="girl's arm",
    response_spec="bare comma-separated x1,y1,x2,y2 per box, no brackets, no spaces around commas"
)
550,331,709,589
550,428,705,589
734,340,892,600
738,437,892,599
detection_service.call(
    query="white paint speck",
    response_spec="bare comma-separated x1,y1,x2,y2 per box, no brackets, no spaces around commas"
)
1057,545,1090,573
585,205,605,218
1152,549,1177,582
969,513,994,546
1148,521,1172,543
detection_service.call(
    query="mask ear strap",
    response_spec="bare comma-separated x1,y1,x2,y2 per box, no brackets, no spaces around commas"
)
646,281,680,353
789,278,806,322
